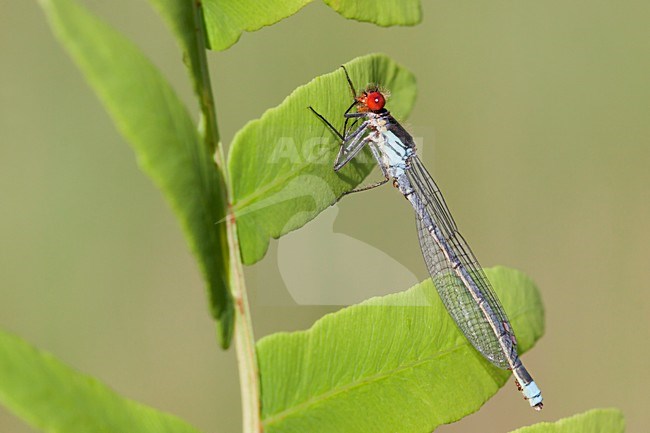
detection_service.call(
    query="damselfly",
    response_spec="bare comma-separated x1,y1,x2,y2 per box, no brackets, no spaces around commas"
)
309,66,543,410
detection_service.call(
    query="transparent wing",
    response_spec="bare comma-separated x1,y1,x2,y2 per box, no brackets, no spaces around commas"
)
408,156,516,368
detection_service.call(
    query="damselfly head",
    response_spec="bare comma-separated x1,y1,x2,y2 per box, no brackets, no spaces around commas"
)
356,86,389,113
340,66,390,113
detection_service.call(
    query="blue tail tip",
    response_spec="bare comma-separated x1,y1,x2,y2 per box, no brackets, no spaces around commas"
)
523,381,543,410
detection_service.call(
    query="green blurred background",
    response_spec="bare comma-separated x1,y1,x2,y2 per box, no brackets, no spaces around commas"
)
2,1,649,432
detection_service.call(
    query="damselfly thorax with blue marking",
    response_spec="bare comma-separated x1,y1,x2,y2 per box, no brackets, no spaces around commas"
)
308,66,543,410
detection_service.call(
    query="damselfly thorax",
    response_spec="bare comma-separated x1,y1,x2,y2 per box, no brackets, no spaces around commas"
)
357,111,416,181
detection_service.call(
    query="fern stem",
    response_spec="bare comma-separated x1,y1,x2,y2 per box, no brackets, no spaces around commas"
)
192,3,261,431
191,1,224,165
227,210,261,433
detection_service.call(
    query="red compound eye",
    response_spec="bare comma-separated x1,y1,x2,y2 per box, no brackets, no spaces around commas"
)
366,91,385,111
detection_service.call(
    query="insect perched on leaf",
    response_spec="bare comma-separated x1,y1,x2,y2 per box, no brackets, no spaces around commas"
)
309,66,543,410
